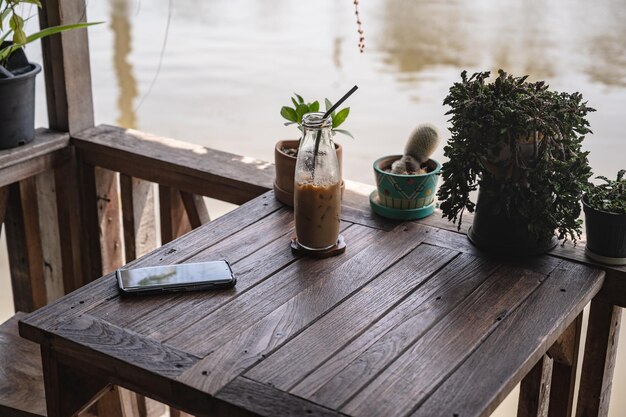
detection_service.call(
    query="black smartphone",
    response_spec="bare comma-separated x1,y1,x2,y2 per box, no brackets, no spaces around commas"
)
116,260,236,296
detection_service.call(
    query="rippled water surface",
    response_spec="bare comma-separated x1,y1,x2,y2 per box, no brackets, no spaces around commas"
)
14,0,626,415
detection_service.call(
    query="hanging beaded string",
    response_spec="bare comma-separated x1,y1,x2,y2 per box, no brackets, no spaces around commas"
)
354,0,365,53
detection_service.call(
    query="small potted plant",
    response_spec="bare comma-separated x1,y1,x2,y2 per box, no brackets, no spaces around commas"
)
437,70,595,255
370,124,441,220
583,170,626,265
0,0,100,149
275,94,351,206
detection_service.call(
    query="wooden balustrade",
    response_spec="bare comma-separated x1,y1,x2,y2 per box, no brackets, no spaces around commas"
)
0,125,274,417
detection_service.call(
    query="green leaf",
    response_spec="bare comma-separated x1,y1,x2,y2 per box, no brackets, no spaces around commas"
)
295,103,309,123
24,21,104,45
325,98,333,113
332,107,350,128
333,129,354,139
0,8,11,31
294,93,304,104
280,106,297,123
291,97,299,108
309,100,319,112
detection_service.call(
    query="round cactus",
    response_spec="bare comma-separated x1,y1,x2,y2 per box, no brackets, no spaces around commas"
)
404,123,440,164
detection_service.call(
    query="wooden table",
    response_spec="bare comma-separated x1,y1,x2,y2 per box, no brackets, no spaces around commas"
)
19,189,605,417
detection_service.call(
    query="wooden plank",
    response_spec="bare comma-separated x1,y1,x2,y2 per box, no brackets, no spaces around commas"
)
181,191,211,229
19,192,283,343
576,299,622,417
120,175,157,262
95,387,126,417
247,244,461,391
5,180,47,312
88,208,302,336
159,185,192,244
0,313,46,417
76,156,104,283
424,227,563,276
176,223,435,394
518,354,553,417
317,263,549,415
55,148,87,293
547,314,582,417
168,222,380,356
410,263,604,417
35,169,65,302
96,167,124,274
285,253,500,401
216,377,345,417
39,0,94,133
72,125,274,205
54,314,200,378
0,129,70,187
40,346,110,417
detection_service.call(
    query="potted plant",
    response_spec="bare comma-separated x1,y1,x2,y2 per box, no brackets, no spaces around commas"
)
437,70,595,255
275,94,351,206
370,124,442,220
583,170,626,265
0,0,100,149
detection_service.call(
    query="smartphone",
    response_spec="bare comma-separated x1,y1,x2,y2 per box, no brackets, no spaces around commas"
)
116,260,236,295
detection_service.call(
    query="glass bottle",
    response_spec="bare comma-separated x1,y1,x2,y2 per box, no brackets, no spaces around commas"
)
294,112,341,250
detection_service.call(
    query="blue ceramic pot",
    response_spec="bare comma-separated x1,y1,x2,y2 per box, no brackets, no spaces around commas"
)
373,155,441,209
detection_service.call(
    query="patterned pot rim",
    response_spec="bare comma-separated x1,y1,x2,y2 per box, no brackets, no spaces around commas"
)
373,155,441,178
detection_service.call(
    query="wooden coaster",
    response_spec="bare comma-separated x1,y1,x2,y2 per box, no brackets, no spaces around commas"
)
291,234,346,258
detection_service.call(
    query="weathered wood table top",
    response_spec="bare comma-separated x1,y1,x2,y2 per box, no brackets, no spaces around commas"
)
20,188,605,417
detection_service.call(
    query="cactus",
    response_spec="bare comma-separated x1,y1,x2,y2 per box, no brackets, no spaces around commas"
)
391,123,439,174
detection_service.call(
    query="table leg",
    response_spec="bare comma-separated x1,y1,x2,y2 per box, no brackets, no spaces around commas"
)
518,354,553,417
547,314,583,417
41,345,111,417
576,299,622,417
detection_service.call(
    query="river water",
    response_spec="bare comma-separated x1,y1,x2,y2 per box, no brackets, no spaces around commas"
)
2,0,626,415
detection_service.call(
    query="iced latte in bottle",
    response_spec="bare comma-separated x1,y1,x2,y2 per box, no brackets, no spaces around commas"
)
294,113,341,250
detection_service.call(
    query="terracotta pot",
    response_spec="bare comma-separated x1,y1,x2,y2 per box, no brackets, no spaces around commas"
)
274,139,344,206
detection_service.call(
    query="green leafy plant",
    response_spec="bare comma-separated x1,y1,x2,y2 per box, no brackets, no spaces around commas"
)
437,70,595,242
280,93,353,138
585,170,626,215
0,0,101,67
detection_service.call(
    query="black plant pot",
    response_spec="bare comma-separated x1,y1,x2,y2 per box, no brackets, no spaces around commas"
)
583,197,626,265
0,63,41,150
468,187,557,256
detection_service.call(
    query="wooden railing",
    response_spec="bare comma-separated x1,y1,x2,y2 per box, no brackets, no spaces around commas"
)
0,125,274,313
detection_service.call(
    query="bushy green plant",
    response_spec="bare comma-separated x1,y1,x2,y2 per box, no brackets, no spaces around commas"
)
280,93,353,138
0,0,101,67
585,170,626,215
437,70,595,242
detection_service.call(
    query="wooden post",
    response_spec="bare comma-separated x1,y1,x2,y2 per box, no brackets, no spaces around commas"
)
120,175,157,262
39,0,96,289
35,171,65,302
518,354,553,417
5,180,47,312
159,185,192,243
576,299,622,417
547,314,582,417
39,0,95,134
180,191,211,229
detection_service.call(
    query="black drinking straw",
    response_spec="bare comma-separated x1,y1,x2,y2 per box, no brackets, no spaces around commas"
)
312,85,359,180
